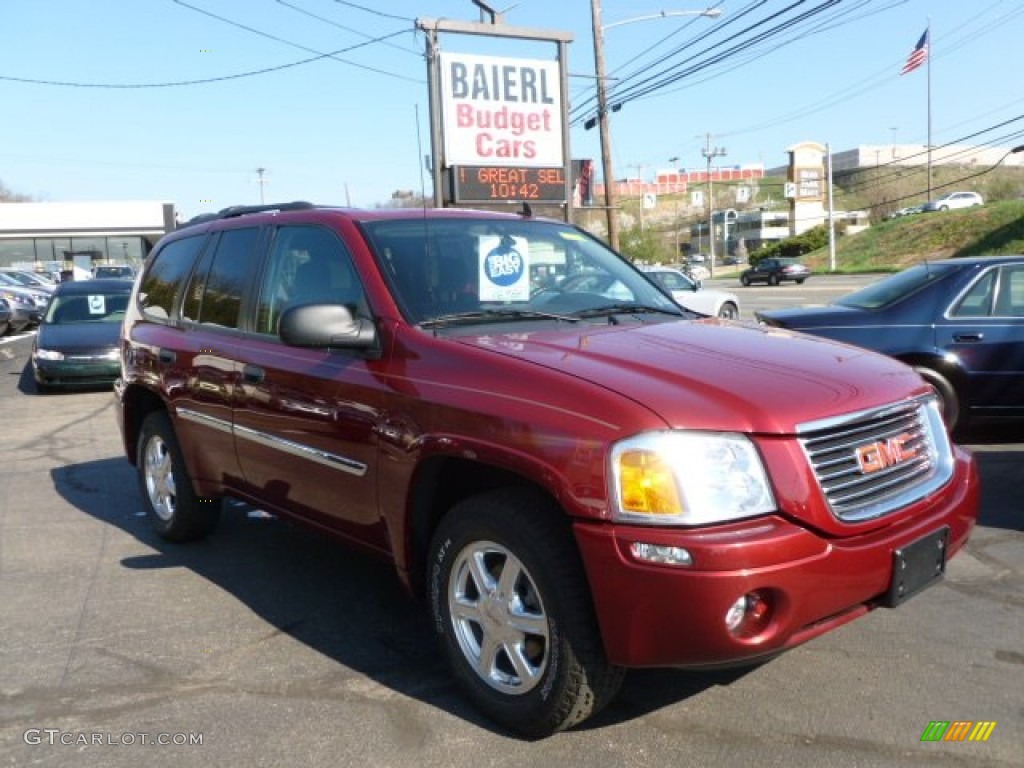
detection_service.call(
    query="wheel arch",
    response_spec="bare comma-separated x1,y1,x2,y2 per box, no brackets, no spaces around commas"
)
120,383,169,467
404,455,567,598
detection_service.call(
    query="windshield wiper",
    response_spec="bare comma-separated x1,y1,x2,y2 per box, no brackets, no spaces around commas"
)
572,303,682,320
419,308,580,329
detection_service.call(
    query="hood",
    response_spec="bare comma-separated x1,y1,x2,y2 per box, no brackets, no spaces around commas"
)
456,319,926,435
36,321,121,351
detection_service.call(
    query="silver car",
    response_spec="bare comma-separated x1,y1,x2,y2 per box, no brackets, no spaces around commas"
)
922,191,983,212
640,266,740,319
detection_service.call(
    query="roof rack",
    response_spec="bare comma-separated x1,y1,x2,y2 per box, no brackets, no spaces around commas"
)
177,201,315,229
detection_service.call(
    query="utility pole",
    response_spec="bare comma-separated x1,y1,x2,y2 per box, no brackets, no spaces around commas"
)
701,133,726,276
590,0,619,250
255,167,268,204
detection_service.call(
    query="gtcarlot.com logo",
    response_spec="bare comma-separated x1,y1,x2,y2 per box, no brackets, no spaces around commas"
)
920,721,996,742
23,729,203,747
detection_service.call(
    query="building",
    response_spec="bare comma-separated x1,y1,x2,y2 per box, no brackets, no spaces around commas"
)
0,201,175,274
768,143,1024,176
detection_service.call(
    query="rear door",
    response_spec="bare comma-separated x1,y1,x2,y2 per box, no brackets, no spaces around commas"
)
938,263,1024,414
171,226,263,487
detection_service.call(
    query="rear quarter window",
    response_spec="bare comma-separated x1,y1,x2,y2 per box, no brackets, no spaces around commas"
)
139,235,206,320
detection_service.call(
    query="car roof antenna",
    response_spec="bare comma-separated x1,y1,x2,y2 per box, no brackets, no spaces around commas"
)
518,202,533,218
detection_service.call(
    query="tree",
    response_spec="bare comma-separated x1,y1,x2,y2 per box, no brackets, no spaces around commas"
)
0,180,32,202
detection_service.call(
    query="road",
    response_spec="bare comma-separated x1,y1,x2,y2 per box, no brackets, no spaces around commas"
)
1,281,1021,767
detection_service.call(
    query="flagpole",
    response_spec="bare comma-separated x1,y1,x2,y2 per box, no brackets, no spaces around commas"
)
927,18,932,199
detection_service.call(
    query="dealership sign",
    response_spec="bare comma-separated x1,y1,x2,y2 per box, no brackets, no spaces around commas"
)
439,52,563,168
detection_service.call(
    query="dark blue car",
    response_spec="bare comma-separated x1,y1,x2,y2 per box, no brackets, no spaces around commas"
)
756,256,1024,432
31,279,131,392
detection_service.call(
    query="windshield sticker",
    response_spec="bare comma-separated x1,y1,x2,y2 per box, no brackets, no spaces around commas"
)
558,232,585,241
479,235,530,302
87,295,107,314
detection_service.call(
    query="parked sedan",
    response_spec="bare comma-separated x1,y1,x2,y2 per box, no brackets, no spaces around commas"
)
922,191,983,212
740,257,810,286
756,256,1024,432
0,268,57,293
640,266,740,318
31,279,131,391
0,285,45,329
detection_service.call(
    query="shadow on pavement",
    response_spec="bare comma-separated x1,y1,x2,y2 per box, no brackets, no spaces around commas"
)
50,456,738,737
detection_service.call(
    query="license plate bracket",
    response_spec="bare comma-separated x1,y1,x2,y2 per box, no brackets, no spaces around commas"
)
884,527,949,607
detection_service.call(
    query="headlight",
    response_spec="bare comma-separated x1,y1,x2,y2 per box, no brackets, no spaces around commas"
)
34,349,65,361
610,431,776,526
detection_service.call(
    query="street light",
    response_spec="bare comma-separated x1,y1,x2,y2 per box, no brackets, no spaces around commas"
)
588,3,722,251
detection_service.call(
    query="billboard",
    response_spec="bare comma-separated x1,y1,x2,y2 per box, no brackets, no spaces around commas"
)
439,52,563,168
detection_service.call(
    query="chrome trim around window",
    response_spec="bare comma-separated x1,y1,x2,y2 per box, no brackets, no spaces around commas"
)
233,423,368,477
177,407,368,477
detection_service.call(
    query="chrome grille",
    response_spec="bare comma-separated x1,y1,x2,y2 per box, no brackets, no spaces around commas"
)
798,398,954,522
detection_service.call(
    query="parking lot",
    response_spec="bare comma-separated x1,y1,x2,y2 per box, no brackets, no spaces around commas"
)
1,276,1021,767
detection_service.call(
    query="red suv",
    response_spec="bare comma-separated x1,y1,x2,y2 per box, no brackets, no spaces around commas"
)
115,203,978,736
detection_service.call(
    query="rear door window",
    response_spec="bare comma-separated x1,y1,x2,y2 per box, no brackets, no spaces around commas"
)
182,228,260,328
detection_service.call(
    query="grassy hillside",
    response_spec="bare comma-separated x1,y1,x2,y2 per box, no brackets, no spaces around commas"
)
803,199,1024,273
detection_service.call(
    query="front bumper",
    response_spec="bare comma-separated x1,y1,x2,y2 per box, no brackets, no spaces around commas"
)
33,358,120,387
575,447,978,668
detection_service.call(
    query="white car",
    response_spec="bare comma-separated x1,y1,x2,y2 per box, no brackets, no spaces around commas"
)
640,266,740,319
922,191,983,212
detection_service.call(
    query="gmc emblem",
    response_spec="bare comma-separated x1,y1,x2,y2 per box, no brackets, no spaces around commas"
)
855,433,919,474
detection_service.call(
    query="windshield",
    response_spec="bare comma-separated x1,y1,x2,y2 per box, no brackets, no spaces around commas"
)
836,263,958,310
44,292,130,324
361,217,682,326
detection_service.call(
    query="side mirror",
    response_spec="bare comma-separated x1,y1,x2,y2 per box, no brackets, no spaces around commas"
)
279,304,377,351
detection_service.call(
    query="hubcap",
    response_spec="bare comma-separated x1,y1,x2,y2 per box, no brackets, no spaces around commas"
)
143,435,177,522
448,541,549,695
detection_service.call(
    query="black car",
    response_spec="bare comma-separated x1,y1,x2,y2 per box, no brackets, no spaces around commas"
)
31,279,131,391
756,256,1024,431
740,257,810,286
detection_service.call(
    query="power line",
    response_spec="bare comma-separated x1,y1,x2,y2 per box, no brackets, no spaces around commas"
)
274,0,420,56
170,0,420,82
0,30,415,88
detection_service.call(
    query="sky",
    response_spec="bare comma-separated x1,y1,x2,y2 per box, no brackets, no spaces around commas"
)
2,0,1023,220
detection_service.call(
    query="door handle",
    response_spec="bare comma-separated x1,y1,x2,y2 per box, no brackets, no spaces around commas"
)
242,364,265,384
158,348,176,364
953,333,983,342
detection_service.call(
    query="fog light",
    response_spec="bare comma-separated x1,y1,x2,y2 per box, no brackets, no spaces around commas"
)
629,542,693,567
725,591,771,635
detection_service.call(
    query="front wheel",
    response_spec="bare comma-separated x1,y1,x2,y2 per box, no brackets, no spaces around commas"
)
137,411,220,541
740,274,752,286
428,489,623,737
718,302,739,319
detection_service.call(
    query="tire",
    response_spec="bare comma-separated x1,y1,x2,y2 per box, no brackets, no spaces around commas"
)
428,488,624,737
137,411,220,542
740,274,751,287
768,273,780,286
939,205,949,212
913,366,963,433
795,278,806,285
717,302,739,320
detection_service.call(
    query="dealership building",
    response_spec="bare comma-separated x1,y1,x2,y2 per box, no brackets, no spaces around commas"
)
0,200,175,274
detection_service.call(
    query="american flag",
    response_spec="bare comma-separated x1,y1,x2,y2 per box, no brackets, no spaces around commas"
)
900,29,929,75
